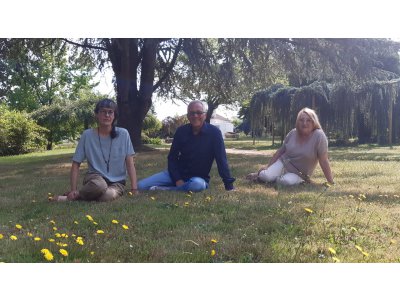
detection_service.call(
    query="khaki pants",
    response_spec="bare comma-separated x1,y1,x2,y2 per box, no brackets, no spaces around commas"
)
79,173,125,202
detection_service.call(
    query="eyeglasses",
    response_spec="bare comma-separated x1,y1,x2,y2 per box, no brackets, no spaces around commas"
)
188,111,205,117
99,109,114,116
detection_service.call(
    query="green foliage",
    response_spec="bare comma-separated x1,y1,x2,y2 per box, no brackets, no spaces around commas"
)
0,105,47,155
142,114,162,138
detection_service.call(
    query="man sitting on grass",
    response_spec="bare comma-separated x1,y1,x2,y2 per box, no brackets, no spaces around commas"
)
138,100,235,192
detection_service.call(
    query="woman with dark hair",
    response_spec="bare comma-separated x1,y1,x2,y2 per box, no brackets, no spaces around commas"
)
52,99,138,202
246,107,334,186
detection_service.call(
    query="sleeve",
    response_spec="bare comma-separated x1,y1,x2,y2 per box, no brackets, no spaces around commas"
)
72,131,87,163
213,129,235,190
281,129,295,152
316,130,328,157
167,128,183,184
124,129,135,157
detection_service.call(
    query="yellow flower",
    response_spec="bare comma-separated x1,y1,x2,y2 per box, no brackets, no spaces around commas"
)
96,230,104,234
93,222,98,225
52,227,57,231
0,234,3,240
60,233,68,238
211,249,216,256
205,196,212,202
150,196,156,201
71,234,76,237
186,194,192,198
15,224,22,229
112,220,119,224
90,251,95,256
55,233,61,238
355,245,363,252
328,247,337,255
128,191,133,196
362,251,370,257
34,237,41,241
59,249,68,257
211,239,218,244
50,220,56,225
27,232,33,237
184,202,190,207
56,242,68,247
41,249,54,261
304,208,313,214
332,257,340,263
76,238,84,246
48,238,55,243
74,221,79,225
10,235,17,240
86,215,94,221
47,193,52,196
122,225,129,230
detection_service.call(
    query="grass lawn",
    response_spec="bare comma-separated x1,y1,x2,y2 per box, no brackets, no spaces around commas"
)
1,143,400,263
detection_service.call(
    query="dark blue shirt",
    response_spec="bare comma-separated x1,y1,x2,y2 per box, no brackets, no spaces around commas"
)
168,123,235,190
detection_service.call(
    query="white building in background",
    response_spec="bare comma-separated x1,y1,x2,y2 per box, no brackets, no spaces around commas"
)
210,113,234,138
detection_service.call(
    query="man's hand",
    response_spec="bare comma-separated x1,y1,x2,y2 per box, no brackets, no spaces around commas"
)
176,180,185,187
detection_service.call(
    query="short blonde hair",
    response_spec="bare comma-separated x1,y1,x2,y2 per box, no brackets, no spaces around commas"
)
295,107,322,131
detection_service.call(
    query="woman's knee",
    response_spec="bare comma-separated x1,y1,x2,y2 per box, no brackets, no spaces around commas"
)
277,173,304,186
258,169,279,183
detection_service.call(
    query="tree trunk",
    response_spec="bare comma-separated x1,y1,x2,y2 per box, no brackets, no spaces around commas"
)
206,101,218,123
107,38,158,149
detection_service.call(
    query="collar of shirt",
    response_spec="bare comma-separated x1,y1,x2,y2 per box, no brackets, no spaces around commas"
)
189,122,209,135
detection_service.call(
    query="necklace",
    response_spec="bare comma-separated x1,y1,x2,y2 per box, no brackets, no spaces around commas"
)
97,128,113,173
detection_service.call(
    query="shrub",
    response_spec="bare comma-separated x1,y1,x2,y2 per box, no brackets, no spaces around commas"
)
0,105,48,156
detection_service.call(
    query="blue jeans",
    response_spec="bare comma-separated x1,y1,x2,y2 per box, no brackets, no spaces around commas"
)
137,170,208,192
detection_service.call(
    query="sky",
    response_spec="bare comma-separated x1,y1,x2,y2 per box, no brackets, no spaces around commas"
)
3,0,400,298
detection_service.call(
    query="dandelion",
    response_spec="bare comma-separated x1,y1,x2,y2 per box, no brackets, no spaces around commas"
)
60,233,68,238
86,215,94,222
328,247,337,255
74,221,79,225
10,235,17,240
34,237,41,241
150,196,155,201
186,194,192,198
332,257,340,263
0,234,3,240
211,249,216,256
128,191,133,196
304,208,313,214
355,245,363,252
48,238,55,243
112,220,119,224
59,249,68,257
184,202,190,207
52,227,57,231
122,225,129,230
96,230,104,234
211,239,218,244
76,237,84,245
205,196,211,202
15,224,22,229
90,251,95,256
41,249,54,261
27,232,33,237
55,233,61,238
93,222,98,225
50,220,56,225
362,251,370,257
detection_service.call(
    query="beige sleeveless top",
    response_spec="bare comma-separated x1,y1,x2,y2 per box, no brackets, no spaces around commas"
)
280,128,328,177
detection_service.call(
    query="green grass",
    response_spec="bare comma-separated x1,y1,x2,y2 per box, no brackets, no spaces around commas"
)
1,144,400,262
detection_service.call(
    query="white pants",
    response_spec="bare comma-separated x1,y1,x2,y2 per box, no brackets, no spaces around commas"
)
258,159,304,186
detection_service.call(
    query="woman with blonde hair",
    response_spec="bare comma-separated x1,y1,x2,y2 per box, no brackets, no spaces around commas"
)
247,107,334,186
